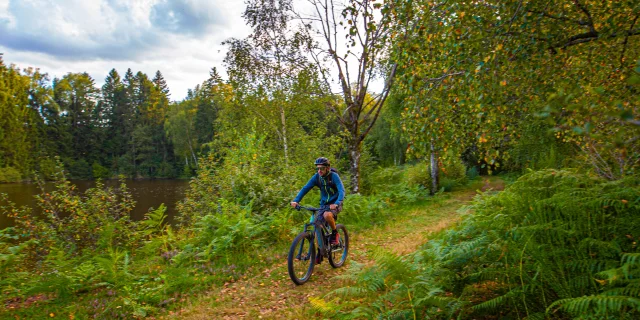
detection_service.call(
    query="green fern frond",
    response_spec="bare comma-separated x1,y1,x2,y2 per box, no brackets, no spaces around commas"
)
344,306,376,319
577,238,622,256
601,282,640,298
140,204,167,236
373,250,419,283
309,296,336,314
523,312,546,320
622,253,640,265
472,288,523,312
566,259,619,274
330,286,371,297
548,295,640,315
414,295,459,309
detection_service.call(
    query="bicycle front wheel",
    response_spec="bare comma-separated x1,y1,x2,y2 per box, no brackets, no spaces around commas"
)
328,224,349,268
287,231,316,285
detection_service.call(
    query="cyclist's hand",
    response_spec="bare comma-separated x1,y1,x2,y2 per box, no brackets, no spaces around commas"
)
290,202,299,208
329,204,337,210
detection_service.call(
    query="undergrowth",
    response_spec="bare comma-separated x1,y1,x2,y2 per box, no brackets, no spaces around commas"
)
0,154,452,318
324,169,640,319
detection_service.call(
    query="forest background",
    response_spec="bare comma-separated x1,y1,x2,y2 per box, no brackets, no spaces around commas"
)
1,0,639,319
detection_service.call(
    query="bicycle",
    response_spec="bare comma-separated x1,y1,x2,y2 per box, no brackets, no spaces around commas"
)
287,205,349,285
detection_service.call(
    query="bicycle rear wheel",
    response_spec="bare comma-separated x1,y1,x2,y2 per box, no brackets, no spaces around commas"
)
328,224,349,268
287,231,316,285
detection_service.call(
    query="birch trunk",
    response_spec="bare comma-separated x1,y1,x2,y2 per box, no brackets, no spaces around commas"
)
348,139,362,194
430,140,439,195
280,107,288,166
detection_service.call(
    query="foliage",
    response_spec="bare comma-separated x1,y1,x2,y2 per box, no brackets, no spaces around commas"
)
330,169,640,319
0,61,181,180
190,200,267,263
37,157,58,181
441,154,467,186
0,59,35,175
392,0,640,179
404,158,467,192
0,167,21,183
405,162,432,190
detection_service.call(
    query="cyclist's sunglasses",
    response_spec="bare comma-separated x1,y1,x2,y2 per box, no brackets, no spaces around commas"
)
316,166,329,171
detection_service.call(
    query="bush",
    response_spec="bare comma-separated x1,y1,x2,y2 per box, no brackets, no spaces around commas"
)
439,177,457,192
67,159,92,179
0,166,21,183
466,166,479,180
442,156,467,185
156,161,176,178
405,162,432,189
92,162,111,179
38,157,58,180
339,193,388,227
190,199,267,262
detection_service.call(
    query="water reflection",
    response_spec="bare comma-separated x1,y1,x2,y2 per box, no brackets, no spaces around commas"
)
0,179,190,230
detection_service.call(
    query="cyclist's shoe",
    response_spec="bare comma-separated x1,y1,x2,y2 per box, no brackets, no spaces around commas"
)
330,232,340,245
315,254,323,265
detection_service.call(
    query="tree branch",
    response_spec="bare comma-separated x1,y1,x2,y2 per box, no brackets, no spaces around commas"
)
620,13,639,67
527,9,590,26
555,28,640,50
359,63,398,142
571,0,596,33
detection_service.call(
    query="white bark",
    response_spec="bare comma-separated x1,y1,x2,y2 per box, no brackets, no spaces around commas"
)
430,140,439,195
280,106,289,166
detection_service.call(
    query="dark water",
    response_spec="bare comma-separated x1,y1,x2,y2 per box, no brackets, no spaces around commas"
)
0,179,190,230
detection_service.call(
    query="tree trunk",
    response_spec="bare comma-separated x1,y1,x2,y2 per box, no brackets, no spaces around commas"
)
348,138,362,194
430,140,439,195
280,107,288,167
186,125,198,168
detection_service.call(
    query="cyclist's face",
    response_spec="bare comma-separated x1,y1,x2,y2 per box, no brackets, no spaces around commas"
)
316,166,329,176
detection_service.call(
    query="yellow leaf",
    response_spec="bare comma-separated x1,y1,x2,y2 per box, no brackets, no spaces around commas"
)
500,80,507,86
484,56,490,63
459,12,465,18
497,43,503,51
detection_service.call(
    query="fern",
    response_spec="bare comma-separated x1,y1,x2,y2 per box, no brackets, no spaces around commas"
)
547,295,640,316
329,170,640,319
140,204,167,236
309,296,337,315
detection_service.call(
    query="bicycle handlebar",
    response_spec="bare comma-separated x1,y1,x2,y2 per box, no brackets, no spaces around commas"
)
294,205,321,212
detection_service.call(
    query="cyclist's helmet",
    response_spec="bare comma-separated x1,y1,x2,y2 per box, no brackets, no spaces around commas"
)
314,157,330,167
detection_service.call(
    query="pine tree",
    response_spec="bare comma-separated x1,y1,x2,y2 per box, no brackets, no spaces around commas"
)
152,70,170,98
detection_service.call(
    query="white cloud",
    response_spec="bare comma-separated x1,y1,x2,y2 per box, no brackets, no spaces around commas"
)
0,0,250,100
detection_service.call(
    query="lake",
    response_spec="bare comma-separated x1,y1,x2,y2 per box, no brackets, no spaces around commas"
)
0,179,190,230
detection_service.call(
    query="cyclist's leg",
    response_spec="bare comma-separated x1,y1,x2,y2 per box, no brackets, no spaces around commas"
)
323,211,337,230
323,204,342,230
325,204,343,244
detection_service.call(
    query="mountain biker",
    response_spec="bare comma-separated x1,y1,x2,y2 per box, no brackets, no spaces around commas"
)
290,157,345,264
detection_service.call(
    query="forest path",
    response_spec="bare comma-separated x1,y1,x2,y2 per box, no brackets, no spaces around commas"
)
168,178,504,320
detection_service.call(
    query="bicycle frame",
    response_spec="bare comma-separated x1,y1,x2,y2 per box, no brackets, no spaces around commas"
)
297,206,331,256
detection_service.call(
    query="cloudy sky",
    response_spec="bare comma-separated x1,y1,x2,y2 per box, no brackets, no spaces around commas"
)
0,0,251,101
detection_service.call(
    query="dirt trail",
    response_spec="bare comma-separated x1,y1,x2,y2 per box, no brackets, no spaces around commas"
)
169,178,504,320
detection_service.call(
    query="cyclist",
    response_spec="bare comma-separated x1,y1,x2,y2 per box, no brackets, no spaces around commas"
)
290,157,345,263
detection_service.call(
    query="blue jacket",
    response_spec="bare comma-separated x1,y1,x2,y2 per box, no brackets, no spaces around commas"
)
293,172,345,206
